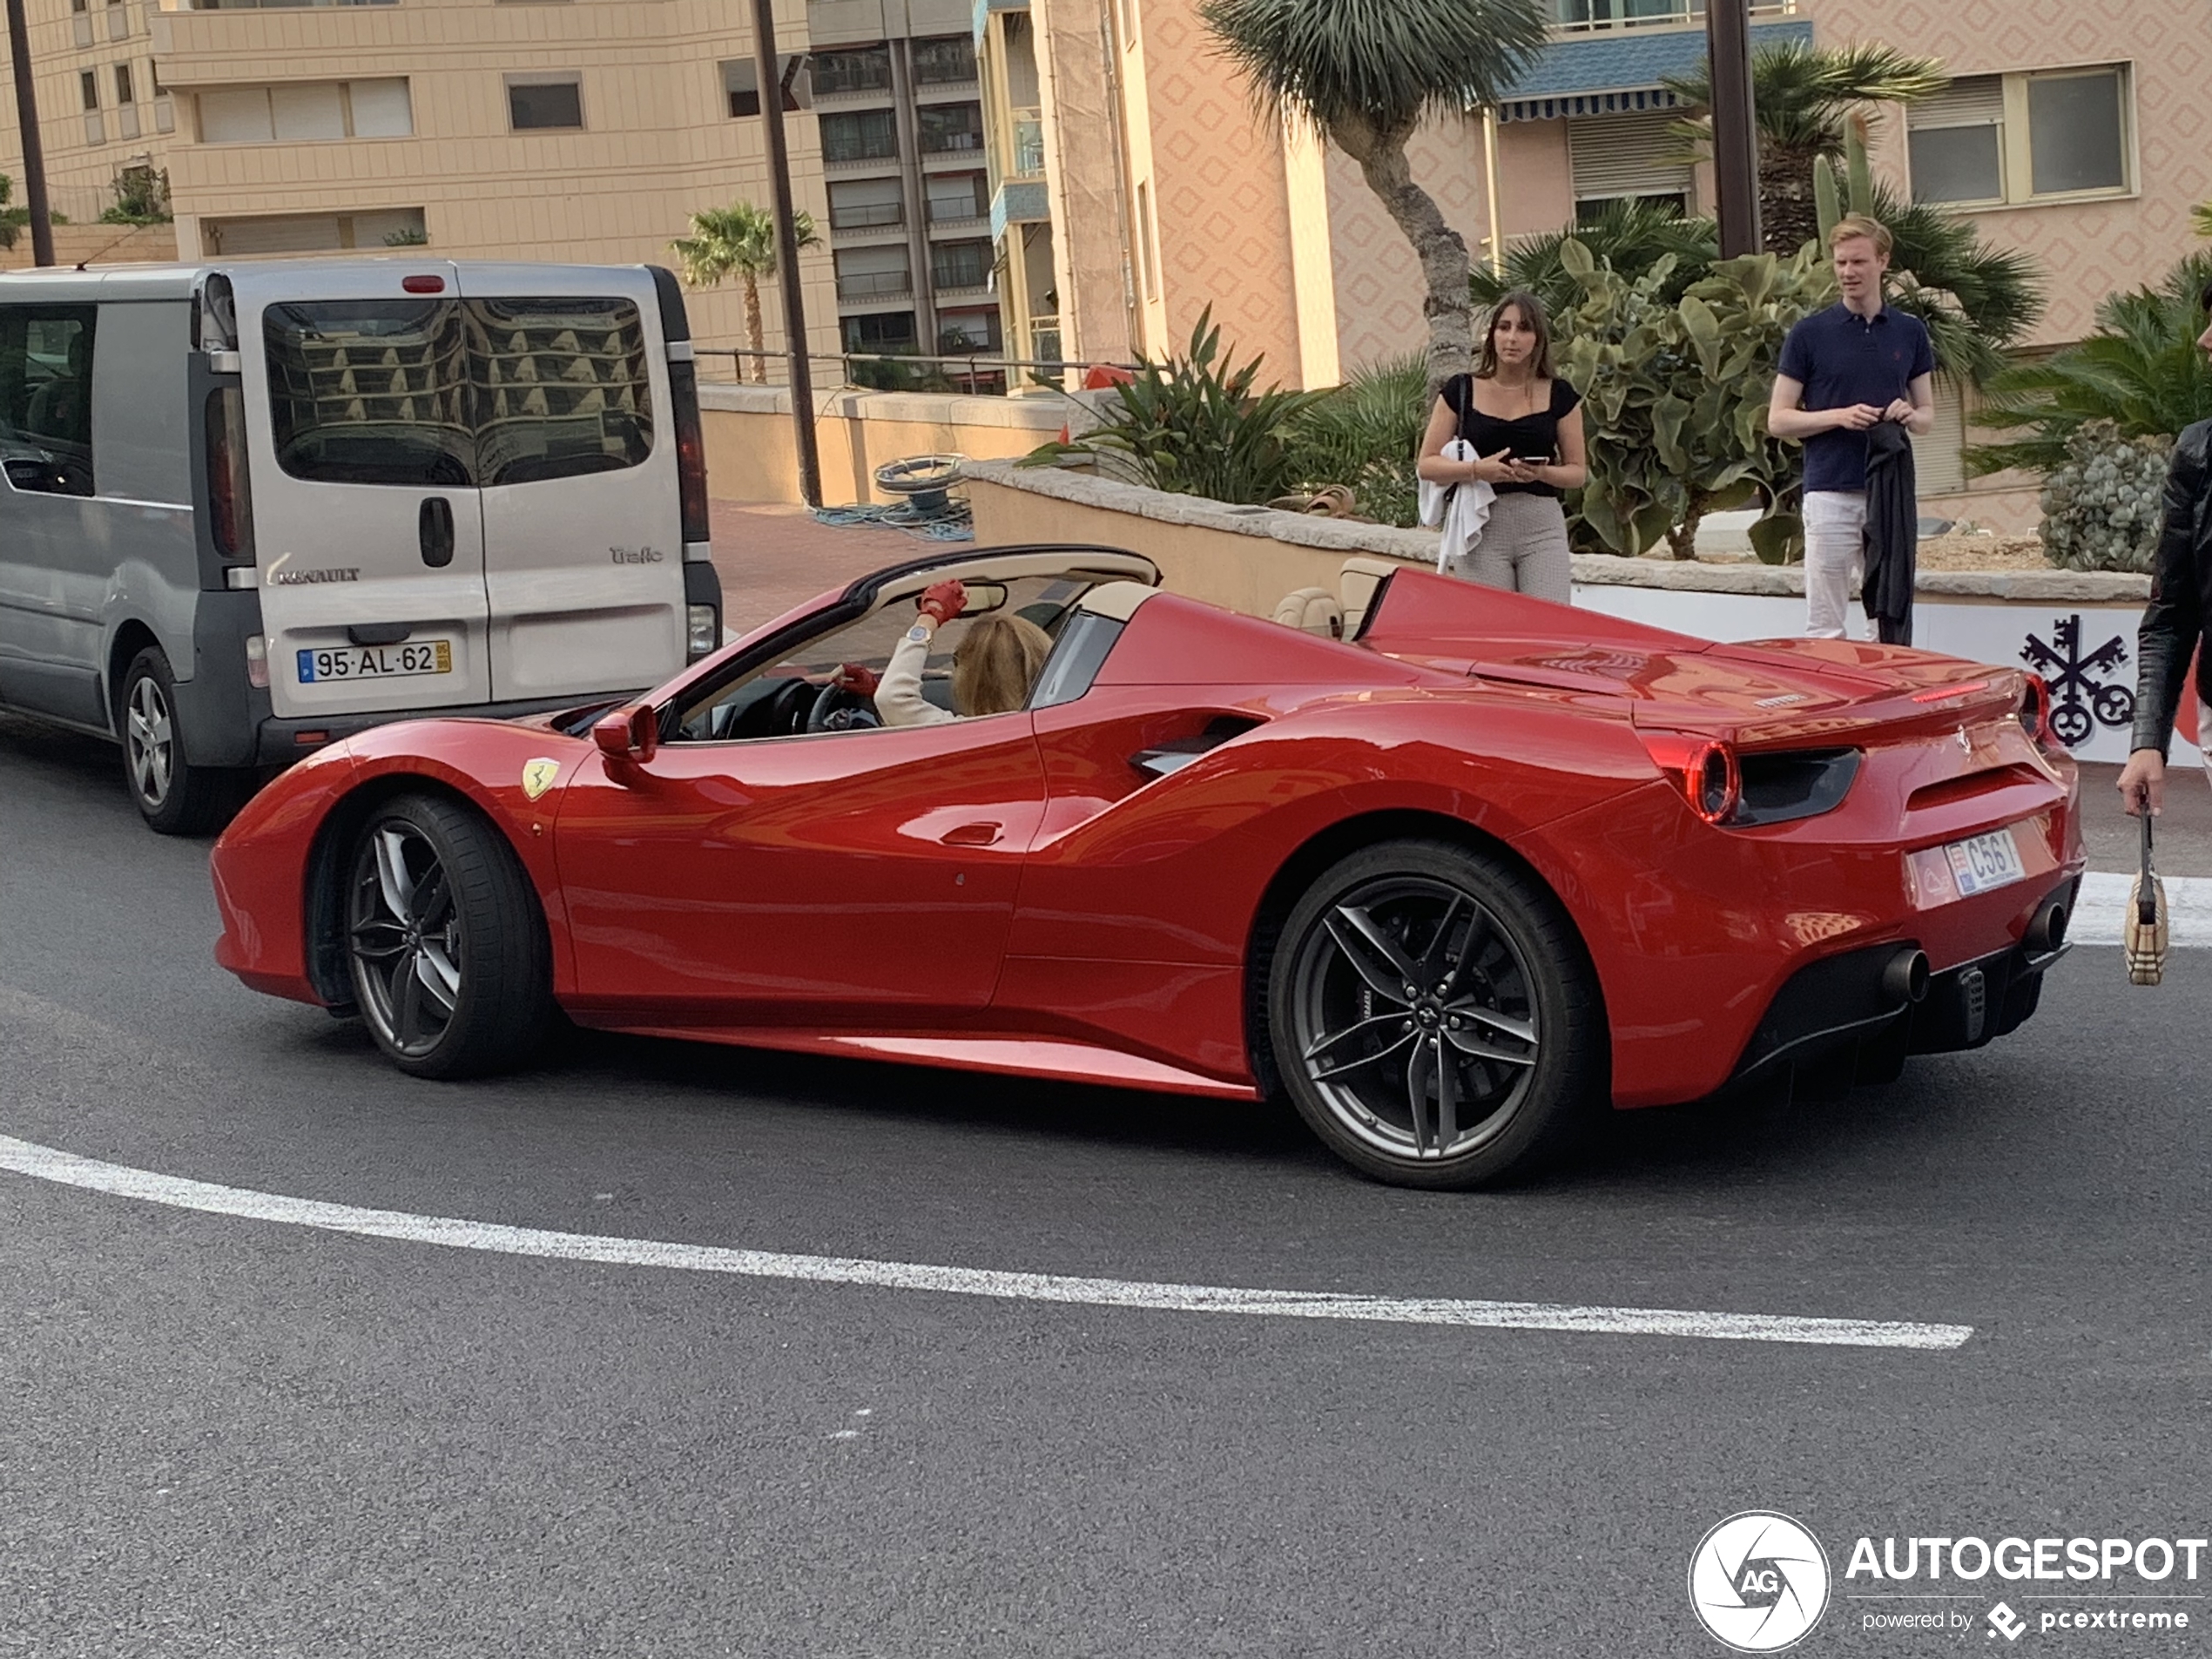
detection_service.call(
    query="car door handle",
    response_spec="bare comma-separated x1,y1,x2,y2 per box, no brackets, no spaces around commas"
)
939,821,1003,846
419,496,455,569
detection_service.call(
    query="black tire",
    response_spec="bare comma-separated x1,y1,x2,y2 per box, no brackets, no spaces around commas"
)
344,792,553,1079
1266,838,1605,1189
117,647,249,835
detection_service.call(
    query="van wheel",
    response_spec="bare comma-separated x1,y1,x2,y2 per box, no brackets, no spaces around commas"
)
1267,839,1605,1190
344,792,553,1079
118,647,246,835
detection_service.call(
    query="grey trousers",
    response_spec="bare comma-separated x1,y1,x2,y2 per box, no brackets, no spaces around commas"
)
1448,492,1574,604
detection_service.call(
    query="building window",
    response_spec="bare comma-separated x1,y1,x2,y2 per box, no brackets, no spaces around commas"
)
507,77,583,132
842,311,917,353
931,239,992,292
198,79,413,143
828,177,905,232
810,45,892,98
721,56,807,119
80,71,100,111
917,102,982,155
926,171,988,224
821,109,898,164
833,246,911,302
912,36,976,86
114,64,134,104
1908,66,2132,206
1568,111,1692,215
937,307,1001,353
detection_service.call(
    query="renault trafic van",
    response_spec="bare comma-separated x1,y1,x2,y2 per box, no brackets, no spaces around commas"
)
0,259,721,833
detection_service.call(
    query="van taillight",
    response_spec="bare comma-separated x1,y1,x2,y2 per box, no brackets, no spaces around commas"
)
668,359,710,546
206,386,254,561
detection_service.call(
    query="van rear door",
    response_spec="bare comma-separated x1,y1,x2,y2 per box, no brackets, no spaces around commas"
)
456,264,685,702
231,262,491,719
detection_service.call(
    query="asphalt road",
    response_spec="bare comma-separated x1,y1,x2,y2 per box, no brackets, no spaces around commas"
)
3,711,2209,1659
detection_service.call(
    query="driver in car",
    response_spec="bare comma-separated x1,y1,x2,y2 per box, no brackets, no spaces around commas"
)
833,579,1052,728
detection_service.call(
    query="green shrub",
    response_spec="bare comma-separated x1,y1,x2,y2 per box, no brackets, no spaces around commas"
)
1553,237,1834,561
1023,309,1322,505
1281,354,1427,528
2037,421,2171,575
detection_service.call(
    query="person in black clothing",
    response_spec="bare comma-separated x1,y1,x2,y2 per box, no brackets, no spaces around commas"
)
2117,286,2212,819
1416,292,1588,600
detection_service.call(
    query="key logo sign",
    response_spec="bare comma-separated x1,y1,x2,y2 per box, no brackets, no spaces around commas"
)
1689,1512,1832,1652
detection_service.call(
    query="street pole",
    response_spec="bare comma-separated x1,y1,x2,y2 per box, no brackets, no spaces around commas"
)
752,0,821,509
1705,0,1762,259
4,0,57,266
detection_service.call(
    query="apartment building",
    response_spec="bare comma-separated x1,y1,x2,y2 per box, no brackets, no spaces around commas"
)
0,0,177,234
806,0,1001,372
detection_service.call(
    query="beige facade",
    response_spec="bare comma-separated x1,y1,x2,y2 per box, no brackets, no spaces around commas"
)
0,0,178,233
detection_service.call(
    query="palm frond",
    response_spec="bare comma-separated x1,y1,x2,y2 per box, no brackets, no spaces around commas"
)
1665,39,1947,158
669,202,818,287
1473,200,1717,314
1199,0,1549,138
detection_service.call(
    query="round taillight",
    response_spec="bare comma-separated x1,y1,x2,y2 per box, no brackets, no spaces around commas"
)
1688,742,1741,826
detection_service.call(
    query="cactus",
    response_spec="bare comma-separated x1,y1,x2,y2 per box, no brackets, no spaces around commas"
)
1815,116,1876,246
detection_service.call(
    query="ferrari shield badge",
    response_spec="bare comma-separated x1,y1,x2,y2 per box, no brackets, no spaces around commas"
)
520,758,562,801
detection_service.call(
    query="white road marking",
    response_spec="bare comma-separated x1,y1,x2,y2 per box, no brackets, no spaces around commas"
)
2075,873,2212,948
0,1133,1970,1352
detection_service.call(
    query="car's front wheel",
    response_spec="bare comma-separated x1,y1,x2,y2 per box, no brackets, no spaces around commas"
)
1268,839,1604,1189
345,792,552,1078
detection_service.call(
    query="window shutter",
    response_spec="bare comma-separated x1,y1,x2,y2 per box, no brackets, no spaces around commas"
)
1568,111,1692,201
1909,75,2005,129
1919,374,1966,497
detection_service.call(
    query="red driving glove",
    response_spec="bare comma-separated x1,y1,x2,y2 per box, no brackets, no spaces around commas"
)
833,663,880,697
917,579,967,626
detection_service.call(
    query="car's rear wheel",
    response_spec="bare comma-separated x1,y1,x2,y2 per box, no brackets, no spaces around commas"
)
118,647,249,835
1268,839,1604,1189
345,793,551,1078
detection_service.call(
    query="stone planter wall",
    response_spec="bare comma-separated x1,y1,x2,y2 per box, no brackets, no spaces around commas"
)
965,459,2195,768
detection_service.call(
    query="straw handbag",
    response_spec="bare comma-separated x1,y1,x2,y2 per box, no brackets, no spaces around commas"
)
2126,811,2168,986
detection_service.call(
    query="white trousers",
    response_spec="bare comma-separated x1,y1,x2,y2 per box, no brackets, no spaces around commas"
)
1803,489,1868,641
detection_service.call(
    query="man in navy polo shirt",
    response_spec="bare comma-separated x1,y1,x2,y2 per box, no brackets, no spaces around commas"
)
1769,214,1937,639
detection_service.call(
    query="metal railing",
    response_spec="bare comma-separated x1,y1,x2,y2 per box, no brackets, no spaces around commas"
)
699,345,1136,399
829,201,907,231
833,270,914,300
1548,0,1795,31
1009,110,1046,178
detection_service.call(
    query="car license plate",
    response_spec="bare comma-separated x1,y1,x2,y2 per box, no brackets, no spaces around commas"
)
297,640,452,684
1944,827,2026,897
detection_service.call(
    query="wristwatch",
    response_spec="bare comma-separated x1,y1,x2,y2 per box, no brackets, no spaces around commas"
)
907,621,933,644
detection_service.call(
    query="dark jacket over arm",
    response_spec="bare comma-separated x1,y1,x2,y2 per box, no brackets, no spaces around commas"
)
1864,421,1919,645
2131,419,2212,758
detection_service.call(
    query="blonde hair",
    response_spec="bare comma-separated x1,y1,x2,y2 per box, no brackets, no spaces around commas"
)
1829,213,1893,259
953,614,1053,716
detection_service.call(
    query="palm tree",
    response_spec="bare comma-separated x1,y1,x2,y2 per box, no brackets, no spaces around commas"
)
1200,0,1552,390
1970,251,2212,476
671,201,821,383
1866,184,2041,388
1665,40,1947,257
1471,198,1719,315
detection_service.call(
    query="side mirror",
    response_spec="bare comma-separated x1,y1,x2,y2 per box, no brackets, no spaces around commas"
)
592,704,658,763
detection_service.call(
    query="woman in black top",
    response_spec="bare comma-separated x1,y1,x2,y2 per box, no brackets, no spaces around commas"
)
1415,291,1588,601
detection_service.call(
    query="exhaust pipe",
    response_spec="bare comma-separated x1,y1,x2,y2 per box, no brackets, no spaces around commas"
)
2025,896,2068,955
1882,947,1931,1006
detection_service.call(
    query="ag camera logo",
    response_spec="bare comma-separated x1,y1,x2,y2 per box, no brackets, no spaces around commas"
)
1689,1512,1831,1652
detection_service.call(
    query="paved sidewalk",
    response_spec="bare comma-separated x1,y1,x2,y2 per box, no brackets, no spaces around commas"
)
709,500,922,637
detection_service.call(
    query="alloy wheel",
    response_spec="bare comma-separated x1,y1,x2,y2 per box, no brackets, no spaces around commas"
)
125,675,174,810
347,819,463,1058
1288,875,1541,1162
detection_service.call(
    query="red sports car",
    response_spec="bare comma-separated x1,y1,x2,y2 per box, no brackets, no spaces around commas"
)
212,546,2083,1188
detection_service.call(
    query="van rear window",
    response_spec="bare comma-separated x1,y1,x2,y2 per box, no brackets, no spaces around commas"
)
0,306,98,497
262,297,653,489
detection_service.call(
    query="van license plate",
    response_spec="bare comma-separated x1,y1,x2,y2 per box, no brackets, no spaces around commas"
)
297,640,453,684
1944,827,2026,897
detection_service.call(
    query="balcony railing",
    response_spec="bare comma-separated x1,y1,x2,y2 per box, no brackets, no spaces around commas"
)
1008,109,1044,179
1549,0,1796,31
830,201,906,232
836,269,914,301
1028,314,1062,367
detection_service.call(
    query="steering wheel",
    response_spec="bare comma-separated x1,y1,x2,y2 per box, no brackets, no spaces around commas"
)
806,685,883,732
759,677,821,737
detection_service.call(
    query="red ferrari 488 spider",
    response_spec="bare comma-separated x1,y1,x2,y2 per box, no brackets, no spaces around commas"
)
212,545,2083,1188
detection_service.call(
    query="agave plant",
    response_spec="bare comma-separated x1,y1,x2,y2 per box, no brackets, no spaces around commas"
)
1022,308,1325,506
1970,252,2212,477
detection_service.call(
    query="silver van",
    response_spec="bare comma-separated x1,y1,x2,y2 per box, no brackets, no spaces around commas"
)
0,258,721,832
